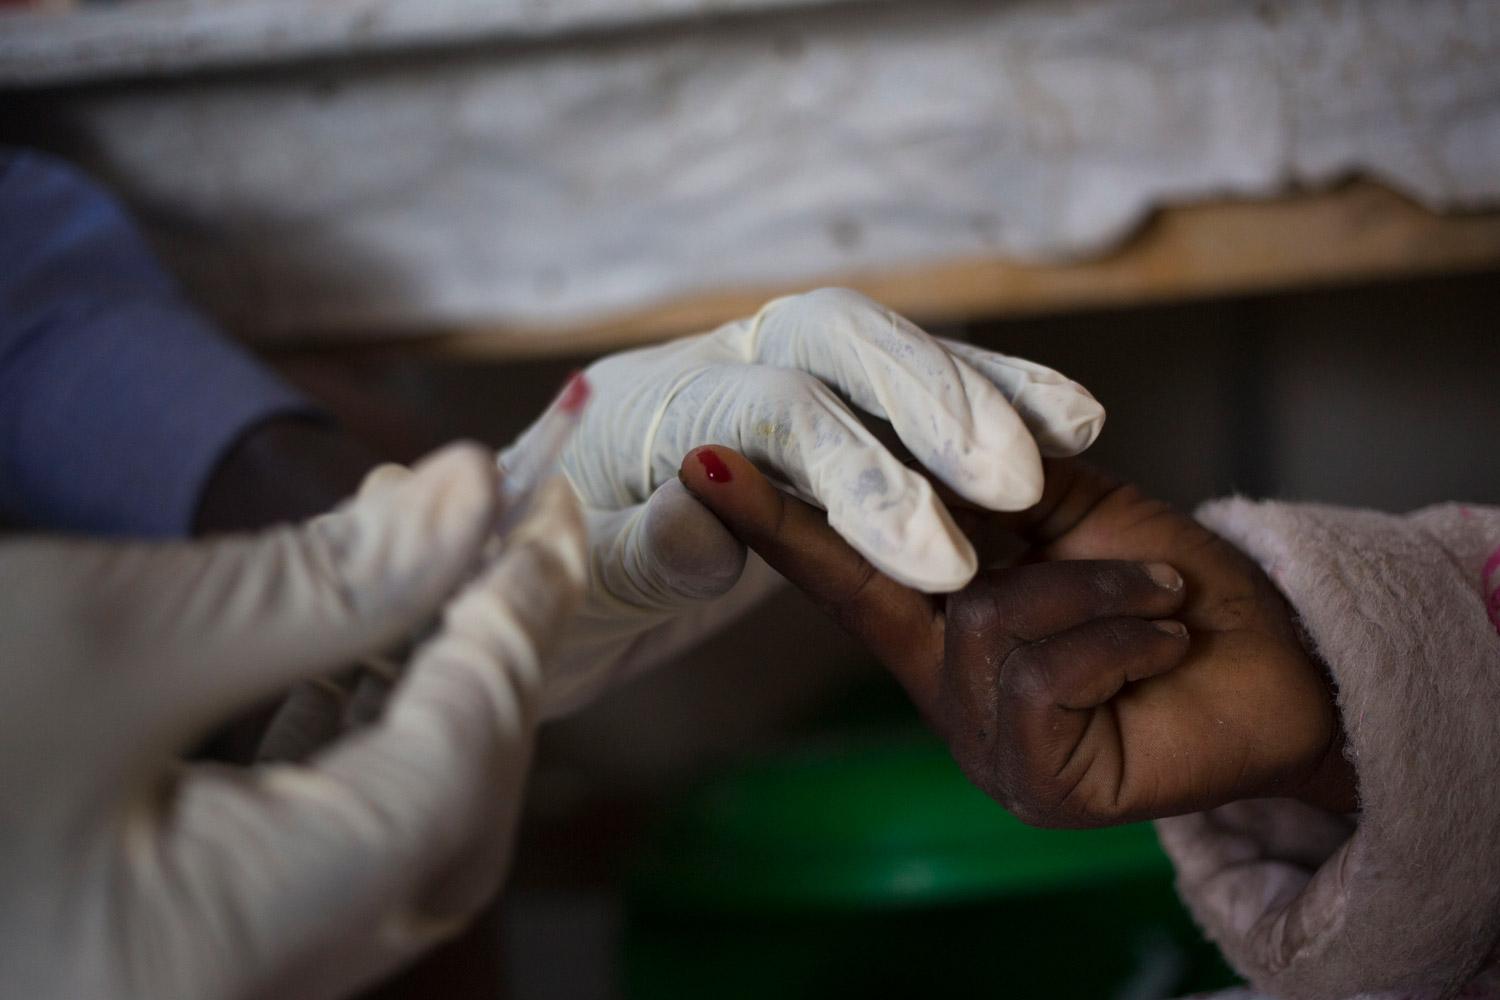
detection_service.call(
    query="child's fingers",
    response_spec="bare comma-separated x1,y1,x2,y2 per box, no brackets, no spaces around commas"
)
1003,616,1190,711
964,616,1190,829
941,559,1190,828
947,559,1186,650
679,445,943,703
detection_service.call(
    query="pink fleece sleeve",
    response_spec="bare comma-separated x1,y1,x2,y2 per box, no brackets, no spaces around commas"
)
1157,500,1500,1000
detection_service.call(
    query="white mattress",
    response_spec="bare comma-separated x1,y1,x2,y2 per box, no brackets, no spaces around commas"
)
3,0,1497,340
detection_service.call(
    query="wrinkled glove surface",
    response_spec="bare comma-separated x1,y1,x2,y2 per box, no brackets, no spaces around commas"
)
0,444,586,1000
503,288,1104,715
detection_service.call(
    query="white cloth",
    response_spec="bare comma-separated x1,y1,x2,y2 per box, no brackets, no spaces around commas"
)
6,0,1495,336
0,443,586,1000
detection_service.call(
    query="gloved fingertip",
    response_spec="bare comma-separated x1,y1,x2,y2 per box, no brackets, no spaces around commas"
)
405,441,502,549
932,535,980,594
406,439,495,498
928,387,1048,511
639,477,747,601
871,555,977,595
355,462,416,501
976,446,1046,512
840,507,979,595
941,339,1105,463
1031,386,1107,457
315,441,499,623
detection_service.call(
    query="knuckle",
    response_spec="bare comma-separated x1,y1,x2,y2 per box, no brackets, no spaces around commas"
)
747,364,823,401
996,642,1056,705
295,521,366,621
996,769,1092,830
991,771,1065,828
1084,563,1129,602
786,286,877,320
1005,797,1056,829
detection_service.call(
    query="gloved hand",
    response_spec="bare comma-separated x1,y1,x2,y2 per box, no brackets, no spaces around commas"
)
0,443,586,1000
502,287,1103,716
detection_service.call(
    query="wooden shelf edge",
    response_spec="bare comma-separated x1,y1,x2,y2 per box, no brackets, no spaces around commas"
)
268,179,1500,361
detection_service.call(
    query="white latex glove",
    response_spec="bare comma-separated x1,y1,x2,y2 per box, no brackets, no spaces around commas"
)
0,443,586,1000
501,287,1103,716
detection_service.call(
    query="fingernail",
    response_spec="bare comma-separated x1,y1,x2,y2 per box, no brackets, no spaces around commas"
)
1155,619,1188,637
694,448,734,483
1145,562,1183,591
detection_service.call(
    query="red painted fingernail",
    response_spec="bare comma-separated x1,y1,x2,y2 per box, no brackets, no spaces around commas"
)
694,449,733,483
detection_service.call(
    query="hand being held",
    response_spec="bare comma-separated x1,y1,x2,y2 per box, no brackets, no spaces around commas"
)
681,450,1357,827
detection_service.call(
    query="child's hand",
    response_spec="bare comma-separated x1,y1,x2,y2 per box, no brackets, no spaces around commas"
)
681,447,1357,827
937,462,1357,826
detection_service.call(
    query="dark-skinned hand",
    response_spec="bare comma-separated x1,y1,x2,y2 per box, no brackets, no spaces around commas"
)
680,447,1357,828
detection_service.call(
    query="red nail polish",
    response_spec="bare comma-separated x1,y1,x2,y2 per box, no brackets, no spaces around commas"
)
695,449,733,483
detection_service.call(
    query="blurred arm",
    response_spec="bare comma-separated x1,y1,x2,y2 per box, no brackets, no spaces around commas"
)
194,416,385,534
0,147,379,536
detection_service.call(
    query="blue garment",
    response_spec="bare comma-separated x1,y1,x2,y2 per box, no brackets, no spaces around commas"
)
0,149,314,536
